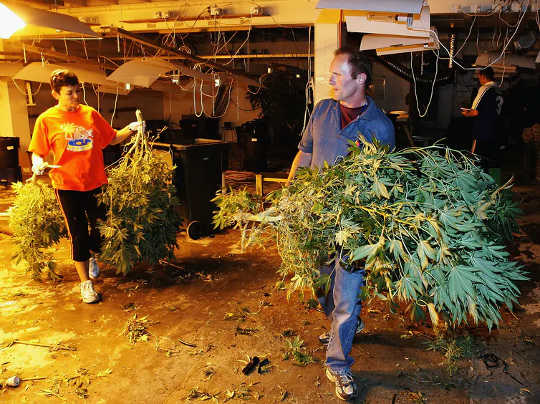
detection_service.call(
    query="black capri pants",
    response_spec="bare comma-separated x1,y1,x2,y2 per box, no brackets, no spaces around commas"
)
55,187,106,262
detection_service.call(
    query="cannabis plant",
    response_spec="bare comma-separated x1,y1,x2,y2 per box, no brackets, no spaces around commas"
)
9,181,67,279
214,140,527,330
9,112,181,278
97,114,182,275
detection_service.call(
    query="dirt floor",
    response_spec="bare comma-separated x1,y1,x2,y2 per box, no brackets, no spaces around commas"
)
1,181,540,404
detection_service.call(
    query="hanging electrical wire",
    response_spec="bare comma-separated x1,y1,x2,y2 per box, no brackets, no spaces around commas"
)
410,49,439,118
110,87,119,126
301,25,313,134
409,0,529,72
454,15,476,58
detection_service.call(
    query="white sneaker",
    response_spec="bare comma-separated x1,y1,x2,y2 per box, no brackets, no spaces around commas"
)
325,367,359,401
80,280,100,304
89,257,100,280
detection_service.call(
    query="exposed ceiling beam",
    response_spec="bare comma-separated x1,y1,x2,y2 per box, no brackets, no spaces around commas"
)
103,27,261,87
21,43,106,67
108,53,313,61
119,14,264,24
64,0,87,6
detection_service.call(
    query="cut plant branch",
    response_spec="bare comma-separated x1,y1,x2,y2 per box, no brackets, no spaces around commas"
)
214,140,527,331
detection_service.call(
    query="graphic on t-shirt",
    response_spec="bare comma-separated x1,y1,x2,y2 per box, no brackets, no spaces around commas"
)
61,122,94,152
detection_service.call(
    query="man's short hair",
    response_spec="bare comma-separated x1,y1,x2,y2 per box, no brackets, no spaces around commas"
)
50,69,79,93
334,47,372,85
479,66,495,81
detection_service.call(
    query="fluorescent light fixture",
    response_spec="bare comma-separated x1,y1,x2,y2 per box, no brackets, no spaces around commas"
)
107,58,177,88
345,5,430,37
316,0,423,14
97,84,131,95
374,28,438,55
376,42,437,55
2,2,98,37
475,52,536,69
13,62,121,87
0,3,26,38
361,34,429,51
0,62,23,77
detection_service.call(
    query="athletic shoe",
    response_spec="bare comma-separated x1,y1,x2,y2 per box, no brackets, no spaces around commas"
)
80,280,100,304
325,367,358,401
89,256,100,280
319,318,364,345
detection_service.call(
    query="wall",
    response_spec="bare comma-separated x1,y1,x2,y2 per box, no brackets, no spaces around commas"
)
371,61,410,113
0,79,31,168
162,80,261,129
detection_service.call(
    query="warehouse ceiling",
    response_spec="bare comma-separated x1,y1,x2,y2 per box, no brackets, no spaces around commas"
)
1,0,538,92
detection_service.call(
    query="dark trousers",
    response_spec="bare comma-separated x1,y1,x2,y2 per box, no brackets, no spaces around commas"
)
475,140,498,170
55,187,106,262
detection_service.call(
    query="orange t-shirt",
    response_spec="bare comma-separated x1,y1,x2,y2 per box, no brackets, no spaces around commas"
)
29,104,117,191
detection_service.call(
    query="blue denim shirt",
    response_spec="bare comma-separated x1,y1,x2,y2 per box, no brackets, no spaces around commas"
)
298,97,395,169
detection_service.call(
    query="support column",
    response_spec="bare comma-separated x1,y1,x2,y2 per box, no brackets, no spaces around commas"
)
0,78,31,171
314,10,341,105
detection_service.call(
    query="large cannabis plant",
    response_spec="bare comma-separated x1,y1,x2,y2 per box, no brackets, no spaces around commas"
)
9,181,67,280
213,140,527,330
97,114,182,275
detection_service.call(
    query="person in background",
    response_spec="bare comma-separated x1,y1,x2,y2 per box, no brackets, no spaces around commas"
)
287,47,395,401
461,67,503,179
29,69,144,304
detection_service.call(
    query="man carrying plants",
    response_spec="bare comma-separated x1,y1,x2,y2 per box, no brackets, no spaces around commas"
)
287,48,395,401
28,69,144,304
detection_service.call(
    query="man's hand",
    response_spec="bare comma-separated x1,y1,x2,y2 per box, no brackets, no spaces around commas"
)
128,121,145,133
31,154,47,176
460,108,478,117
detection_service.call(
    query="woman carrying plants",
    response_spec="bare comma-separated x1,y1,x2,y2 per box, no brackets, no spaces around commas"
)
28,69,144,303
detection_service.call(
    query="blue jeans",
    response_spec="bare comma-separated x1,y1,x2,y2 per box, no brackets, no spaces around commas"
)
319,259,364,371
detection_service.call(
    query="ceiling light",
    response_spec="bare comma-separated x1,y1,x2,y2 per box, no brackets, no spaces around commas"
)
1,2,97,37
345,5,431,37
0,3,26,39
316,0,423,14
